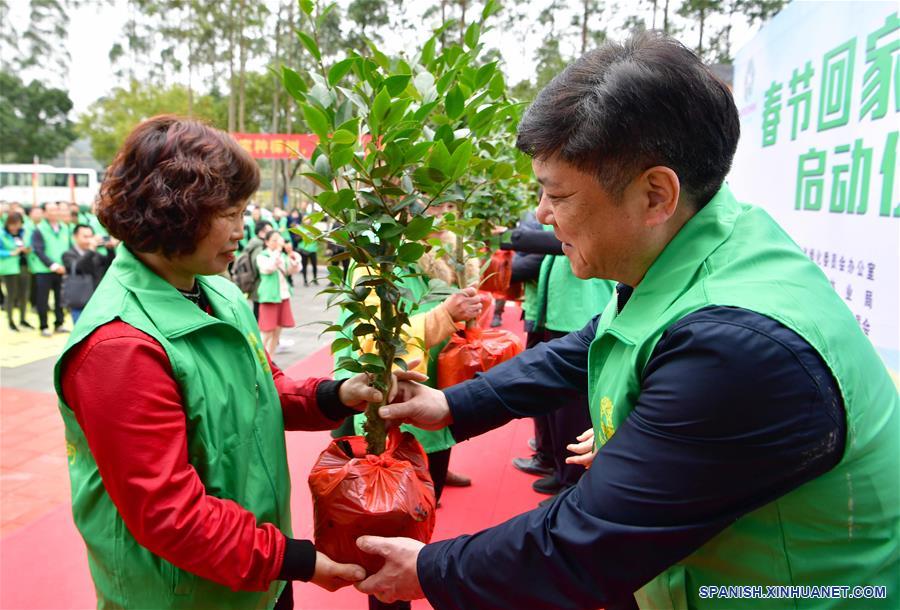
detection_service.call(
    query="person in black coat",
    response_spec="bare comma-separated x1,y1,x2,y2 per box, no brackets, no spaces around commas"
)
61,224,117,322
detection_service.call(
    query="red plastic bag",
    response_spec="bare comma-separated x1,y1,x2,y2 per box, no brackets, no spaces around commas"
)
437,327,524,388
476,291,494,328
308,428,436,573
480,250,513,295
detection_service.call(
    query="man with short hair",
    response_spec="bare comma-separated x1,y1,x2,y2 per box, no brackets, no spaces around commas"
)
31,201,72,336
61,224,117,322
354,32,899,610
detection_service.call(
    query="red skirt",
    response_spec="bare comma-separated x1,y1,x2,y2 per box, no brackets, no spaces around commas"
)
258,299,295,331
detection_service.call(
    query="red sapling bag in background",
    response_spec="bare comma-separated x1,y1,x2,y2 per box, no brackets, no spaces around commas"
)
480,250,513,295
437,326,524,388
308,428,436,573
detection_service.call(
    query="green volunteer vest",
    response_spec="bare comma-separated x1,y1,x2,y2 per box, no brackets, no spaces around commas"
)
54,245,291,610
29,221,71,273
534,254,614,333
587,186,899,609
333,266,455,453
276,218,290,241
0,229,26,275
256,250,291,303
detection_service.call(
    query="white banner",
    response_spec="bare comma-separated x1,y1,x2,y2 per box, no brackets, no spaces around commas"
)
731,0,899,376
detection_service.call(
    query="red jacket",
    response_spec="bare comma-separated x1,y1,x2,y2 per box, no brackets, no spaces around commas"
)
60,320,351,591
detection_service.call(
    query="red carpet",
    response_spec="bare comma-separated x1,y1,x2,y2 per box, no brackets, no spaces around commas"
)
1,303,545,609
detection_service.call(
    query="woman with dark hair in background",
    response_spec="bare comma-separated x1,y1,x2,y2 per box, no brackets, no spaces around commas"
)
54,115,424,609
0,212,32,330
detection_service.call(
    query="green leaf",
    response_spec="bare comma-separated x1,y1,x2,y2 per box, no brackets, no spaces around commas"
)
353,323,376,336
296,31,322,62
445,85,464,120
332,129,356,144
359,353,387,369
299,0,314,16
475,62,497,89
427,139,452,175
464,23,481,49
327,58,355,86
449,140,473,180
405,215,434,240
398,242,426,263
393,358,408,372
331,337,352,353
302,103,330,139
384,74,412,96
371,87,391,121
331,146,356,169
489,72,506,98
314,154,333,181
413,72,435,96
282,66,308,101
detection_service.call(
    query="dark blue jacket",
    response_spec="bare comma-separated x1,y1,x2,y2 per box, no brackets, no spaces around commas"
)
418,298,845,610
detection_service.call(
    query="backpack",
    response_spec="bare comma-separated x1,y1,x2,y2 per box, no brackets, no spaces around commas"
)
231,249,258,293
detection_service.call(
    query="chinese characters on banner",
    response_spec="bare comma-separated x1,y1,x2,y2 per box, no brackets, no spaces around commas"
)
731,3,899,375
232,133,319,159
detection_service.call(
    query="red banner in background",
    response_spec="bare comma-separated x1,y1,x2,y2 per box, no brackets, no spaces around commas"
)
232,133,319,159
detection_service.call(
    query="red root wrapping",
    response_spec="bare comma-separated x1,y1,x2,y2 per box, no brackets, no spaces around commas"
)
476,291,495,328
308,429,436,574
437,326,525,388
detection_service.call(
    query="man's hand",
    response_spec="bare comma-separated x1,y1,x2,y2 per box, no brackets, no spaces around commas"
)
378,381,452,430
50,263,66,275
339,361,429,410
354,536,425,603
565,428,596,469
310,550,366,592
444,287,483,322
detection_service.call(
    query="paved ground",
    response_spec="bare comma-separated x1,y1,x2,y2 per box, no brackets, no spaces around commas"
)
0,277,339,537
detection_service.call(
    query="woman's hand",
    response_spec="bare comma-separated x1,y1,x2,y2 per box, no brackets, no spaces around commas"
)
444,287,484,322
565,428,597,469
339,361,429,410
310,550,366,592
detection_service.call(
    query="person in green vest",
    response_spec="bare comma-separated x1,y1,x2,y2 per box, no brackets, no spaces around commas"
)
54,115,427,610
30,201,72,336
1,211,33,330
502,213,615,499
352,32,899,610
255,229,301,356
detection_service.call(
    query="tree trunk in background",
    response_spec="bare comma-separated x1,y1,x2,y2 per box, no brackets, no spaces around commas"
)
271,1,282,210
237,0,247,132
664,0,670,33
227,0,237,133
581,0,589,54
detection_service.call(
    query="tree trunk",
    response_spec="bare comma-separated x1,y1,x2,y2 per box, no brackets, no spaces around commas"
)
271,1,282,210
651,0,658,29
663,0,670,33
440,0,447,49
237,0,247,132
698,7,705,56
187,3,194,117
459,0,467,46
581,0,589,54
227,0,237,133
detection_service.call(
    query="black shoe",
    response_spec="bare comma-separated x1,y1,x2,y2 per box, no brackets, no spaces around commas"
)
533,475,569,495
512,455,554,477
527,437,537,452
9,322,19,332
490,313,502,327
19,319,34,329
311,278,319,285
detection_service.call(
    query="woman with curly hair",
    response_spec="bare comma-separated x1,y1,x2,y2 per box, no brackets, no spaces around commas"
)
54,115,423,609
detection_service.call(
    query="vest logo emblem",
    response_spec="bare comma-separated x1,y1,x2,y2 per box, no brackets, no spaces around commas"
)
66,442,77,465
598,396,616,444
246,332,272,374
